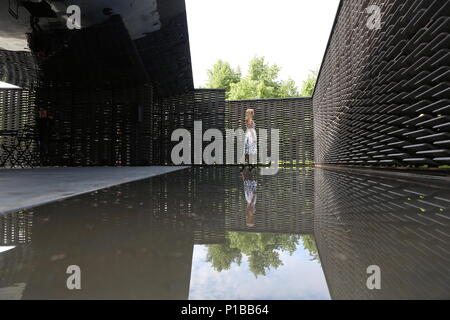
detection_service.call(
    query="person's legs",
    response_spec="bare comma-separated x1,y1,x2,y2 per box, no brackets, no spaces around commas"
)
240,154,249,172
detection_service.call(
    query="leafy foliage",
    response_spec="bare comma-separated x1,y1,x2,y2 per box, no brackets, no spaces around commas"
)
205,60,241,99
301,234,320,263
206,232,300,277
299,69,318,97
205,56,303,100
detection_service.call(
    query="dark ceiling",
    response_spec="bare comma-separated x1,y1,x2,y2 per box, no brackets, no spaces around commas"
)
0,0,194,97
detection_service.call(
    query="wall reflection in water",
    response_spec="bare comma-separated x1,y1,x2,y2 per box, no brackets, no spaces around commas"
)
0,167,449,299
204,167,317,279
315,169,450,300
0,168,226,299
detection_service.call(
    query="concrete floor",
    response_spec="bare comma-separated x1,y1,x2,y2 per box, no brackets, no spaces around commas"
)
0,166,186,215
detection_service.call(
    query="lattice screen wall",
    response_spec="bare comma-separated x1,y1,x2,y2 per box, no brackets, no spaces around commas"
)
1,83,225,166
0,50,38,89
226,98,314,165
0,89,36,132
152,89,226,165
37,82,153,166
0,89,38,166
223,167,314,234
0,50,39,166
314,0,450,166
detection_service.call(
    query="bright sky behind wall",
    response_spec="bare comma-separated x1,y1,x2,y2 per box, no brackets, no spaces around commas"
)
185,0,341,89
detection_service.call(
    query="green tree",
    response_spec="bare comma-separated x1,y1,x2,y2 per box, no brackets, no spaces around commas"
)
300,69,318,97
206,232,300,277
205,60,241,99
279,78,301,98
229,57,300,100
301,234,320,263
206,242,242,272
206,56,300,100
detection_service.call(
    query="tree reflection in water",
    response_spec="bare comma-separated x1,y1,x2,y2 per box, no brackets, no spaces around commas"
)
301,234,320,263
206,232,319,277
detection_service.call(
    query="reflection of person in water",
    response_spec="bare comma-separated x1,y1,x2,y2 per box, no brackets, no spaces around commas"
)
241,169,257,228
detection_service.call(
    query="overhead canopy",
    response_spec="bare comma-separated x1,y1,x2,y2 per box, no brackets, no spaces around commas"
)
0,0,194,96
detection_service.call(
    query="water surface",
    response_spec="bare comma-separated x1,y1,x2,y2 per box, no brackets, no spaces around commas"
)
0,167,449,299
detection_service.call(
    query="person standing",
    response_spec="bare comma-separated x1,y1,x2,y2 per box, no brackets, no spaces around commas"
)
243,109,257,168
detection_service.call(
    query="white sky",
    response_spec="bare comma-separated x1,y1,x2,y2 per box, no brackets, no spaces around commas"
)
185,0,340,88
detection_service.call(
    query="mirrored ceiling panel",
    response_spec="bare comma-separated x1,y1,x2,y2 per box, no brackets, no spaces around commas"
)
0,0,193,96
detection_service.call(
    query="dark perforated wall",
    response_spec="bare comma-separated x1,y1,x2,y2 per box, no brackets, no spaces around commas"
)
314,0,450,166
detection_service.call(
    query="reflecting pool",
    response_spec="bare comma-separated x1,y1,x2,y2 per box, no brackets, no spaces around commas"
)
0,167,449,299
